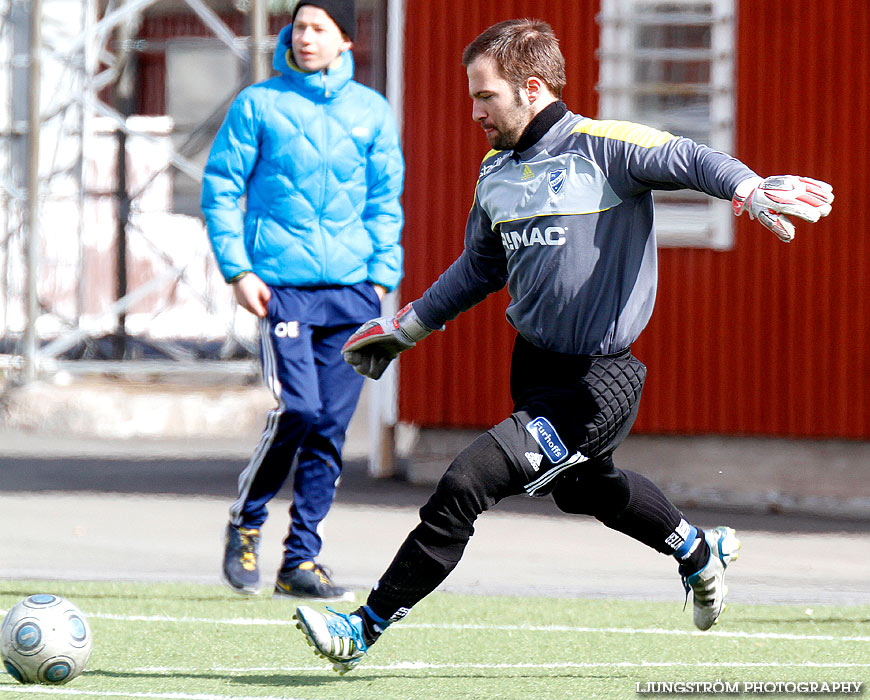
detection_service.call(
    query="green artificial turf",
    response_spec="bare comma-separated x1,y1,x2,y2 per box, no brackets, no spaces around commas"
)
1,580,868,700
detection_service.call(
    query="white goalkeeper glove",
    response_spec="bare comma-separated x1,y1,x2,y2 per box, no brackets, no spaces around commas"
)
342,303,436,380
732,175,834,242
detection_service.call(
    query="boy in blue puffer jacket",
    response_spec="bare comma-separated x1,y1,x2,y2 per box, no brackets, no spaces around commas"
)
201,0,404,601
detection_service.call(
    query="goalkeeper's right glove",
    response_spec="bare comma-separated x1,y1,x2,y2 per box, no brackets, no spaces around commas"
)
732,175,834,242
342,303,436,380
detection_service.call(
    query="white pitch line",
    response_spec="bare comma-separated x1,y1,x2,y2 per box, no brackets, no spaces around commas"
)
0,689,309,700
77,612,870,643
3,610,867,644
404,622,870,643
122,661,870,673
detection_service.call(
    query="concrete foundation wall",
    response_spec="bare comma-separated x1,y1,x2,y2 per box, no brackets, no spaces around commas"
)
1,373,867,521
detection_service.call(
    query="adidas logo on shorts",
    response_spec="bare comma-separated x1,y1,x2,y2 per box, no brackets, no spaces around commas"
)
525,452,543,471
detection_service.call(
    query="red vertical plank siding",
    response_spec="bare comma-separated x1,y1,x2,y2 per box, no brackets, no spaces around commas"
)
397,0,869,439
632,0,869,438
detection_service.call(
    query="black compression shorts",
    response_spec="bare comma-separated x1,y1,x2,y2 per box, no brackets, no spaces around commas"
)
489,334,646,496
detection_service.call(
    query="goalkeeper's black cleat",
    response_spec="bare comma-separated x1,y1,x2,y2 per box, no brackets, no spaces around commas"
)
274,561,354,602
222,524,261,595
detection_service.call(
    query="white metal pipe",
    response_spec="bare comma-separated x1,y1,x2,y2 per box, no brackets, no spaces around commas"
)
367,0,405,477
183,0,248,60
23,0,42,381
65,0,158,53
385,0,404,130
250,0,269,83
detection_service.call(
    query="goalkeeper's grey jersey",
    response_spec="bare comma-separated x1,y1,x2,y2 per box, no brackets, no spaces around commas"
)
414,107,756,355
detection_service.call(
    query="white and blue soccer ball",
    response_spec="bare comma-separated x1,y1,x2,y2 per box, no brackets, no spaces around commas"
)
1,594,93,684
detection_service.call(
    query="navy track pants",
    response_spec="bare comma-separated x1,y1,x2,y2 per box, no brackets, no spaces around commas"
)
229,282,381,569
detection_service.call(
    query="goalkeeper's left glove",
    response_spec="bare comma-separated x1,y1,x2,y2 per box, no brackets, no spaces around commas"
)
342,303,436,380
732,175,834,242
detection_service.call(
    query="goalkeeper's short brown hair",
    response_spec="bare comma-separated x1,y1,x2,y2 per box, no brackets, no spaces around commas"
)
462,19,566,99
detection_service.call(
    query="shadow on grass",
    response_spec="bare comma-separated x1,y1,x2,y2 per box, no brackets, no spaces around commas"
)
86,667,631,686
88,668,350,688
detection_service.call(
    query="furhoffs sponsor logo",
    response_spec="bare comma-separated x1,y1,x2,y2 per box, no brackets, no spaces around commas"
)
525,417,568,464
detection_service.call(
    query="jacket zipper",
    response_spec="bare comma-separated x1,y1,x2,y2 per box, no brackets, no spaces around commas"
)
318,76,329,278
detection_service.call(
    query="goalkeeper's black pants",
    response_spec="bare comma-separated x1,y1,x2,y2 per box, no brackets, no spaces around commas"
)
366,338,705,623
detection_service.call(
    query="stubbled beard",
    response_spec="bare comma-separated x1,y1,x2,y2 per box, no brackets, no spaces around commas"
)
487,128,521,150
486,92,533,150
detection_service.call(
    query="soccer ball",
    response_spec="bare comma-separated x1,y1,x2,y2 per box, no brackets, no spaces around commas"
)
1,594,93,684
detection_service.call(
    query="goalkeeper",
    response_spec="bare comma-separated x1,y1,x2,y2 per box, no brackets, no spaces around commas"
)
293,18,834,673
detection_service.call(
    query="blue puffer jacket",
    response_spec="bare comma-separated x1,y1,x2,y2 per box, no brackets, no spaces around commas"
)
201,25,404,290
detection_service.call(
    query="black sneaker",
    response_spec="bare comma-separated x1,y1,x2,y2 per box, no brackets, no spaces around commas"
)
222,523,261,595
274,561,355,602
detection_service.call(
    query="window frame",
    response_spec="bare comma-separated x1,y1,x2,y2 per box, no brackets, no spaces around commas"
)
597,0,737,249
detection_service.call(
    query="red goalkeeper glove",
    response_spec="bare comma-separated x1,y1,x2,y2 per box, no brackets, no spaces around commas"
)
342,303,436,380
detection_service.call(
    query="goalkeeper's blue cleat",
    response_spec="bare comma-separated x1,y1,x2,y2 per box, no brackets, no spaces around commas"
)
293,605,367,674
222,524,261,595
681,526,741,630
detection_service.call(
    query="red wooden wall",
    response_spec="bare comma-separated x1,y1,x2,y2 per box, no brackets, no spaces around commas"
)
398,0,870,439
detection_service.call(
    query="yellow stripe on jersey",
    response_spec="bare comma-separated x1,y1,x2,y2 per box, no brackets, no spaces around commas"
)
572,119,677,148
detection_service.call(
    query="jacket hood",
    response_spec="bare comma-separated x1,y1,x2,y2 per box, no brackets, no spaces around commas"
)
272,24,354,96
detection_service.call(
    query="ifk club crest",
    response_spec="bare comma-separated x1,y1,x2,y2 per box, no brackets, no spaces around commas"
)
548,168,566,195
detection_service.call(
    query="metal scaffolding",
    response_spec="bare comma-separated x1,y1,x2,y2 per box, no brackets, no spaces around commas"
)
0,0,279,380
0,0,404,476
